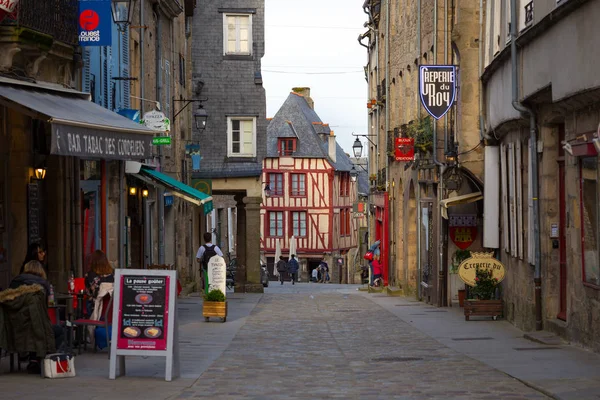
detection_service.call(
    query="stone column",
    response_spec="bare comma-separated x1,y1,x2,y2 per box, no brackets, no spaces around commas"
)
234,194,247,293
244,196,263,293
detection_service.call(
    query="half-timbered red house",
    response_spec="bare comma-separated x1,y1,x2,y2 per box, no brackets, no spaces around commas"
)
261,88,357,282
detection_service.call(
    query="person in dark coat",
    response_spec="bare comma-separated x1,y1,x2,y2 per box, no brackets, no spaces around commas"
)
287,255,299,285
276,256,288,285
6,260,63,374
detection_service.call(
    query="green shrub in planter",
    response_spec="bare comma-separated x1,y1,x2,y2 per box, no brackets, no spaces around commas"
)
205,288,226,302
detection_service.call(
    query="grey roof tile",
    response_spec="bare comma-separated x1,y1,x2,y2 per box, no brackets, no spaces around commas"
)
267,92,354,172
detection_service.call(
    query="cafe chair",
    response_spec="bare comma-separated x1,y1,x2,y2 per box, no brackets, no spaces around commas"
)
72,293,113,357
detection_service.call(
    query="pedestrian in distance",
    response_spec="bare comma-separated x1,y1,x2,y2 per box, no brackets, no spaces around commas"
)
371,253,383,287
276,256,288,285
368,240,381,286
318,257,330,283
311,267,319,282
287,254,299,285
196,232,223,291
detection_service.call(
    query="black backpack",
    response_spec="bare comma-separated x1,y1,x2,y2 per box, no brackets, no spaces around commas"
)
201,245,218,270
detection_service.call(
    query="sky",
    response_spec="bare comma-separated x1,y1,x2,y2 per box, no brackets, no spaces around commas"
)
263,0,369,155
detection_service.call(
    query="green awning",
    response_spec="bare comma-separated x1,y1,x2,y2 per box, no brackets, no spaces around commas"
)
138,167,213,214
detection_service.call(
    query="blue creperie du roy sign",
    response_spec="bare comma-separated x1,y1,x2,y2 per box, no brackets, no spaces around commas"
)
419,65,457,120
78,0,112,46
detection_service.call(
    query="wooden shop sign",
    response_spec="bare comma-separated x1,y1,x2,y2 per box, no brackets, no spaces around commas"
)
458,252,506,287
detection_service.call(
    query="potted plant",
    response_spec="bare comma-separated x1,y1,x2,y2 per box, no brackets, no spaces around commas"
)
450,249,471,307
464,267,503,321
203,288,227,323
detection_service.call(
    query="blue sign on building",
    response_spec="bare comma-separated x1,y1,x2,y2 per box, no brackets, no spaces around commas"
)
78,0,112,47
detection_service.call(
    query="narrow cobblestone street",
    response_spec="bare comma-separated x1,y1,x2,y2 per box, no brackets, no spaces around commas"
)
172,288,549,400
2,283,600,399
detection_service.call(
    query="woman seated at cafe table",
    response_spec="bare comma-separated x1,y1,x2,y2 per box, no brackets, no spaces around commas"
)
2,260,64,374
84,250,115,315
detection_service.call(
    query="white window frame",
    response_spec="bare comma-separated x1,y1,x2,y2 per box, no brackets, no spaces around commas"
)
227,117,257,157
493,0,502,55
485,0,492,67
506,0,512,43
223,13,253,56
291,211,307,237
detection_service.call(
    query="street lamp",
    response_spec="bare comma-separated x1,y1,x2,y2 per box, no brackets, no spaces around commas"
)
34,167,47,180
111,0,137,31
352,138,363,158
350,165,358,182
264,184,272,198
193,104,209,131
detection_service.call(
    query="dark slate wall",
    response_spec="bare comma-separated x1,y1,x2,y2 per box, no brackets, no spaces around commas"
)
191,0,266,178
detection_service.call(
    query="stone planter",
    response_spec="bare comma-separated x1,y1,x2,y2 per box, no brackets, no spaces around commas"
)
464,299,503,321
203,301,227,323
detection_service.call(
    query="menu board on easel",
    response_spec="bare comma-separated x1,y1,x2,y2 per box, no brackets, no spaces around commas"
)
118,275,169,351
27,182,41,245
109,269,179,381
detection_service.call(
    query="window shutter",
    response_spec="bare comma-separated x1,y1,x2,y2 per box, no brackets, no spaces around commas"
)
527,139,534,264
82,48,91,94
508,143,517,257
500,143,509,253
516,140,524,259
122,29,130,109
493,0,501,55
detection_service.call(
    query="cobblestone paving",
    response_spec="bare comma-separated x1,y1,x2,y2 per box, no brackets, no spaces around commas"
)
174,293,550,400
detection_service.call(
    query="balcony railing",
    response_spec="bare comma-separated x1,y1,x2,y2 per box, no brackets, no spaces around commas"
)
2,0,78,46
524,1,534,25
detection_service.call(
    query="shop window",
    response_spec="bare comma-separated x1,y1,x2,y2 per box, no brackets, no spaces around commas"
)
268,211,283,237
268,173,283,196
581,157,600,287
291,211,306,237
290,173,306,197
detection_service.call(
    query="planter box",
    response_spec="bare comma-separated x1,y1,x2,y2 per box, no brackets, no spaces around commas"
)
203,301,227,322
464,299,503,321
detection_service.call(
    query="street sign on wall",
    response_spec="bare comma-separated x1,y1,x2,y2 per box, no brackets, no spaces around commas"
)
419,65,457,120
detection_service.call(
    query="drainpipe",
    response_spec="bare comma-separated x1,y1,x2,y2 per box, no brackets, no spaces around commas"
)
154,4,165,265
478,0,493,142
362,3,374,251
433,0,446,307
140,0,145,109
385,0,391,284
417,0,421,118
510,0,541,330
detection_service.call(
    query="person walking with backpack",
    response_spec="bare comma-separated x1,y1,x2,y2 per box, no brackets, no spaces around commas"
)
287,254,299,285
196,232,223,292
276,256,288,285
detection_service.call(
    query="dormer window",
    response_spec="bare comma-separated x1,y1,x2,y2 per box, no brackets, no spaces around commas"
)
278,138,297,156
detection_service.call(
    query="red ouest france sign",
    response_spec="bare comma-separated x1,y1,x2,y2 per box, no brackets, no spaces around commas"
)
394,137,415,162
0,0,18,23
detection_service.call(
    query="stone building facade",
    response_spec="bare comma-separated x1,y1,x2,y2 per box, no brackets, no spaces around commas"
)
361,0,484,305
191,0,267,292
482,0,600,351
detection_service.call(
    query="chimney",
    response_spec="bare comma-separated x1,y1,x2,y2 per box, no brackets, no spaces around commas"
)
328,130,337,163
292,87,314,109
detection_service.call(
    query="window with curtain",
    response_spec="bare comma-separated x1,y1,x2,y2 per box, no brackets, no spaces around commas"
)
269,211,283,237
291,211,307,237
228,117,256,157
223,14,252,55
268,173,283,196
291,173,306,197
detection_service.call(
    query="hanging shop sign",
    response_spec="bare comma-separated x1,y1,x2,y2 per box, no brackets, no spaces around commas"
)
449,214,477,250
110,269,179,381
78,0,112,47
152,136,171,146
51,125,153,160
0,0,19,24
394,137,415,161
419,65,457,120
192,178,212,196
143,110,170,132
458,252,506,287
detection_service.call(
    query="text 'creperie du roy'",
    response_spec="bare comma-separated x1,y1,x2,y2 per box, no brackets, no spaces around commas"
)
421,67,455,107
